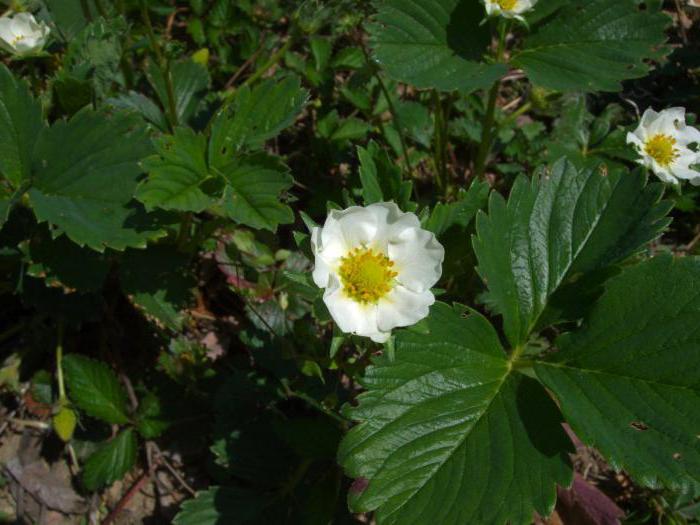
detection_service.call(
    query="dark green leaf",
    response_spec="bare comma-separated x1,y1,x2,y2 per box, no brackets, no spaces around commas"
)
338,303,572,525
62,355,129,424
27,108,164,252
512,0,671,92
425,179,490,237
367,0,507,92
119,246,194,331
148,60,211,125
0,64,45,187
536,255,700,489
473,159,671,346
107,91,169,131
83,429,137,490
173,487,269,525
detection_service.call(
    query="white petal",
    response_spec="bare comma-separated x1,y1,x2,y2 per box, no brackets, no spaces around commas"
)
311,227,332,288
626,131,644,149
323,281,380,338
376,285,435,332
640,108,660,129
677,124,700,146
0,18,14,44
671,165,700,183
388,227,444,293
651,165,678,185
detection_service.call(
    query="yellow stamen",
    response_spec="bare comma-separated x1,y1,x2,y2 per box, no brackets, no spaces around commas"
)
494,0,518,10
338,247,397,305
644,134,679,167
10,35,26,45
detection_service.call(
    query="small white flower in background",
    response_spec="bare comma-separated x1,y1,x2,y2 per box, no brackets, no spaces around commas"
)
689,0,699,8
483,0,537,20
626,107,700,185
312,202,444,343
0,12,50,57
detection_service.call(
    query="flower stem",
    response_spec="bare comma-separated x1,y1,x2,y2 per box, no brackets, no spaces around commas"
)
375,71,414,179
55,321,66,401
474,21,509,179
432,90,449,195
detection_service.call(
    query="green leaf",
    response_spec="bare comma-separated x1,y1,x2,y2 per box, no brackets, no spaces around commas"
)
137,127,214,213
107,91,169,131
119,246,194,331
512,0,671,92
216,153,294,232
208,76,308,166
536,255,700,489
62,355,129,424
424,179,490,237
148,59,211,125
367,0,507,92
338,303,572,525
174,487,269,525
83,429,137,490
27,108,165,252
357,141,412,206
0,64,45,187
473,159,671,347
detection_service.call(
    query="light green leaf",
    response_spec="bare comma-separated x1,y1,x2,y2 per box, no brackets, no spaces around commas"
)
148,60,211,125
512,0,671,92
424,179,490,237
536,255,700,489
119,246,195,331
62,355,129,425
473,159,671,347
208,76,308,166
137,127,214,213
83,429,137,490
216,153,294,232
0,64,45,187
27,108,165,252
338,303,572,525
173,487,269,525
367,0,507,92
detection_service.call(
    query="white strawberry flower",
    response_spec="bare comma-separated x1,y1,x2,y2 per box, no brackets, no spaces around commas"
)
626,107,700,186
483,0,537,20
312,202,444,343
0,12,50,57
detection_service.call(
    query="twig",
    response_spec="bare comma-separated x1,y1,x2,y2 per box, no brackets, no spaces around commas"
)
225,32,268,88
149,442,196,497
101,470,152,525
119,373,139,412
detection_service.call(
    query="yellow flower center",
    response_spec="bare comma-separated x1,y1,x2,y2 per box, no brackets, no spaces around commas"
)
644,134,679,167
11,35,26,45
494,0,518,10
338,247,397,304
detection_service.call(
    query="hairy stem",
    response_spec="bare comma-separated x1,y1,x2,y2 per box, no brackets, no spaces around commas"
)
432,90,449,195
55,321,66,400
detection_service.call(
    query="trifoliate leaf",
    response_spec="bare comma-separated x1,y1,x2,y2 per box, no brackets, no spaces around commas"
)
83,429,137,490
338,303,572,525
367,0,507,92
208,76,308,166
473,159,671,347
137,127,215,213
536,255,700,489
216,153,294,232
0,64,45,188
62,355,129,425
27,108,165,252
119,246,194,331
512,0,671,92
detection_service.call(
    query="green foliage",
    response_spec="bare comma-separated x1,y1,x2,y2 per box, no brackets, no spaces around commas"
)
473,159,671,347
367,0,507,92
83,429,138,490
338,303,572,524
358,141,413,208
513,0,671,92
62,355,129,425
424,179,490,237
536,255,700,489
0,64,44,188
27,108,163,252
147,60,211,126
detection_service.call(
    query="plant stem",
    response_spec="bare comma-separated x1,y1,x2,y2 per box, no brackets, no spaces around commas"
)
176,212,193,251
375,71,414,179
432,90,449,195
55,321,66,400
224,36,294,100
79,0,93,22
140,0,178,129
93,0,108,18
474,21,509,179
